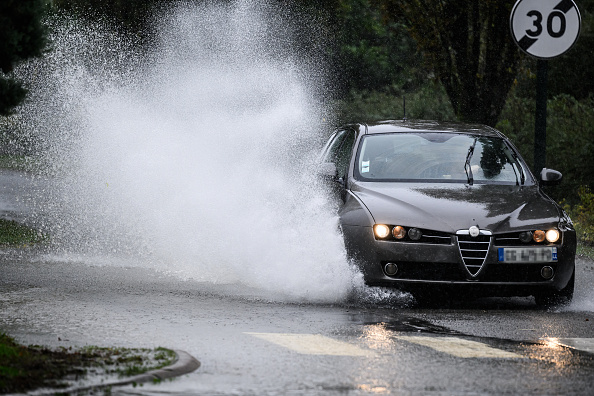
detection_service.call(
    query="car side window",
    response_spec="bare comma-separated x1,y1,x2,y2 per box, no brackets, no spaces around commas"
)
322,130,348,163
334,130,356,179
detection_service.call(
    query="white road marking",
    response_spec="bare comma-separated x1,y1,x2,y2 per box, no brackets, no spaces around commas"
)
396,336,523,359
541,338,594,354
245,332,372,356
246,332,524,359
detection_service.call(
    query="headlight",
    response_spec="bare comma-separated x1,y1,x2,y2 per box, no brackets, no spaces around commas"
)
393,226,407,239
545,229,560,243
373,224,391,239
519,231,533,243
533,230,546,243
408,228,422,241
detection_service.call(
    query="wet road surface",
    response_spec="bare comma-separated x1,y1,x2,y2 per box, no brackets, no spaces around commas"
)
1,169,594,394
1,251,594,395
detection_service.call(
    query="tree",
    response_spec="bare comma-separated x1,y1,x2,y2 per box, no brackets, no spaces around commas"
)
326,0,427,96
53,0,158,45
0,0,48,116
383,0,521,126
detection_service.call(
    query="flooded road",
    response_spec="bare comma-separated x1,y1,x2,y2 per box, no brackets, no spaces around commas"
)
1,250,594,395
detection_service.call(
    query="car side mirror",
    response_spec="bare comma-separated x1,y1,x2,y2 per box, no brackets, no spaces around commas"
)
539,168,563,186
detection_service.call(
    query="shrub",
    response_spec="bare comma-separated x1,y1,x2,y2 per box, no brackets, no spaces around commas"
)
564,186,594,246
334,81,455,124
497,93,594,204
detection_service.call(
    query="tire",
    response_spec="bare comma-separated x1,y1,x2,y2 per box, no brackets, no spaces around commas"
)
534,270,575,308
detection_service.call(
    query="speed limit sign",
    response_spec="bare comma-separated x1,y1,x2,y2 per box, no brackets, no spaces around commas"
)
511,0,581,59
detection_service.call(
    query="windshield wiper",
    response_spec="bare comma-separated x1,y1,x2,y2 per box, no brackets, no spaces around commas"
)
465,138,477,185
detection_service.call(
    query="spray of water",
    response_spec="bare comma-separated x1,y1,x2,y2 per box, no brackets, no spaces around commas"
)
16,1,367,303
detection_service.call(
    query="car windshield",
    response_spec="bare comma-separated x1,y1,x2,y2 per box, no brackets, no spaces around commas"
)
354,133,526,184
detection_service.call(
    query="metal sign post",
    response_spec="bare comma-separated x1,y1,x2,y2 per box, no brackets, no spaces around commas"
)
510,0,581,175
535,59,548,175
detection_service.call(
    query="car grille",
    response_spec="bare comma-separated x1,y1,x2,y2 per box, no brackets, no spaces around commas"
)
494,232,523,246
457,234,491,276
420,230,452,245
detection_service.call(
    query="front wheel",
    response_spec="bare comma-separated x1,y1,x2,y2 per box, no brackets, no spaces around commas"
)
534,270,575,308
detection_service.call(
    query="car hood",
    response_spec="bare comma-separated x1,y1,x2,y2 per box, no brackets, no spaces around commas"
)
351,182,561,233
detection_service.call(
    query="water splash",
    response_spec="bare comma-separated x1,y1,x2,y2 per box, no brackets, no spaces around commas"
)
16,2,363,303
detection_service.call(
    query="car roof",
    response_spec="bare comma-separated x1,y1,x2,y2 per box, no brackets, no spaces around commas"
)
351,120,503,138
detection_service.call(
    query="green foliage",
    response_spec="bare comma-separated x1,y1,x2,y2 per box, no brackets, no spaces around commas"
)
0,333,176,394
53,0,157,41
496,94,594,203
0,219,46,246
334,82,454,124
0,155,31,170
0,0,49,116
0,78,27,117
0,0,48,73
331,0,426,95
384,0,521,126
542,0,594,100
564,186,594,246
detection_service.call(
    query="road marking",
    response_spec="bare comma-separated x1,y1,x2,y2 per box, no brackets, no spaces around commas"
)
245,332,372,356
396,336,522,359
542,338,594,354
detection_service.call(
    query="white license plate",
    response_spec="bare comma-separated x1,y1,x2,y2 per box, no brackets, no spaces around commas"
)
498,247,557,263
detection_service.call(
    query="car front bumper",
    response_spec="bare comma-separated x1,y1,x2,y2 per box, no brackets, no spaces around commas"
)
341,224,576,297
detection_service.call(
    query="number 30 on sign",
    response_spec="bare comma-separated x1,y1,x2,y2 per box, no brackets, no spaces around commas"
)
510,0,581,59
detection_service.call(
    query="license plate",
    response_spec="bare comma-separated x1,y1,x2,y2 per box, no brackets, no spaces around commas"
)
498,247,557,263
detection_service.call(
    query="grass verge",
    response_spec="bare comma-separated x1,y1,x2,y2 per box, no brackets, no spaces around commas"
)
0,218,47,246
0,155,35,172
577,244,594,261
0,333,176,394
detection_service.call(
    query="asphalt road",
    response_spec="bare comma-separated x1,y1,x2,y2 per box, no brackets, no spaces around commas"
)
1,169,594,395
1,250,594,395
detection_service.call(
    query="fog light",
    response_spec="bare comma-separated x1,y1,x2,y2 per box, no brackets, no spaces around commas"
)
408,228,422,241
374,224,391,239
519,231,533,243
393,226,407,239
384,263,398,276
533,230,546,243
541,266,554,280
546,229,560,243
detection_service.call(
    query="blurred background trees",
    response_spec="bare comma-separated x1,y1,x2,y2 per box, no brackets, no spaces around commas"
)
1,0,593,212
0,0,48,116
384,0,521,127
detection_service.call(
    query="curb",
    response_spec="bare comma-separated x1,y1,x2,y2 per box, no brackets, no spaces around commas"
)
105,349,201,386
39,349,200,394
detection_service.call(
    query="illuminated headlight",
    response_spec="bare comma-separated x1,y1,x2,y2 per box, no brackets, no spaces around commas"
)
545,229,560,243
393,226,407,239
374,224,391,239
533,230,546,243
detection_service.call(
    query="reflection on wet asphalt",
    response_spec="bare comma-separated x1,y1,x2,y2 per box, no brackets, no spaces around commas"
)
1,252,593,395
1,169,594,394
